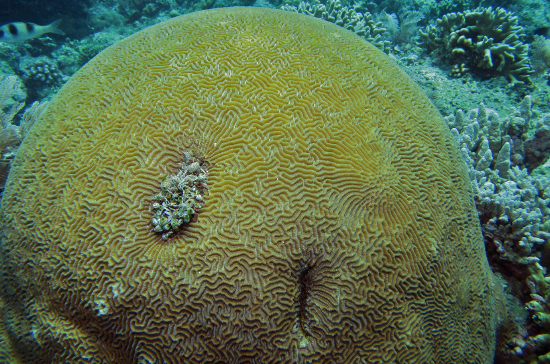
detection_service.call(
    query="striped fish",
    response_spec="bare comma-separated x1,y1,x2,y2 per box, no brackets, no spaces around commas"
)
0,19,64,42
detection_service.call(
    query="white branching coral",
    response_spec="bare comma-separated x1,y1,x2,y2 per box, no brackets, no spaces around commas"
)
446,96,550,265
281,0,391,52
446,97,550,361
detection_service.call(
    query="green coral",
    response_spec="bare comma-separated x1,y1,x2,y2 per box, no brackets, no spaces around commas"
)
151,151,208,240
418,7,533,85
281,0,391,53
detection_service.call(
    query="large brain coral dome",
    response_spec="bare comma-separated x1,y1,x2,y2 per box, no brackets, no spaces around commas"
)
0,7,507,364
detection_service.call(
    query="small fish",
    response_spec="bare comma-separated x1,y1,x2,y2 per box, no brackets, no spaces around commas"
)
0,19,64,42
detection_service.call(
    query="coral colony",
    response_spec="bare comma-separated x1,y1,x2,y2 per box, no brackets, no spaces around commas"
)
0,8,501,362
1,0,550,362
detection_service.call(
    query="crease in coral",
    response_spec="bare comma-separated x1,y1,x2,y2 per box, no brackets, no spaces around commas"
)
294,245,343,346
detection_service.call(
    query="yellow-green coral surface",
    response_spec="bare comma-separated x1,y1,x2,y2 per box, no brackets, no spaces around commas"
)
0,7,506,364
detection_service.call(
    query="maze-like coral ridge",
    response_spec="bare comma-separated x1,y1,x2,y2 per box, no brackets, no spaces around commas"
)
0,7,505,363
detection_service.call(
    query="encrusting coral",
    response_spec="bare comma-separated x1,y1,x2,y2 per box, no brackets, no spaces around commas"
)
0,7,510,363
418,6,533,84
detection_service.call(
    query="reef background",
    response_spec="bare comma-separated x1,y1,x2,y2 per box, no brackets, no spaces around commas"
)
1,0,550,362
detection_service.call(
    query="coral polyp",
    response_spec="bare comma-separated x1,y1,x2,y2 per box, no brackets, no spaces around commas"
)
151,151,208,240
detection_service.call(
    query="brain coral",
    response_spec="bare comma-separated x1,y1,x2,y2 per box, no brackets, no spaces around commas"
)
0,7,508,364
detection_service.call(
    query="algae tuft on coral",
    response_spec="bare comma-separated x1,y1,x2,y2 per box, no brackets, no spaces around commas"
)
151,151,208,240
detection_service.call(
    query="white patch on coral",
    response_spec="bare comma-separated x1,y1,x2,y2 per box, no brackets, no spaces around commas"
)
94,299,109,315
111,282,123,298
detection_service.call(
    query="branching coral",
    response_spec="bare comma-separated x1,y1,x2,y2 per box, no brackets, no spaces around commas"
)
445,97,550,362
446,98,550,244
418,7,533,84
281,0,391,52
